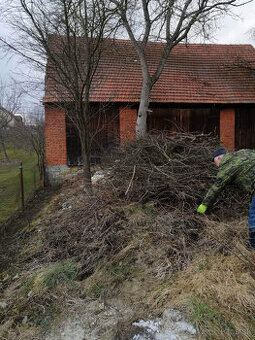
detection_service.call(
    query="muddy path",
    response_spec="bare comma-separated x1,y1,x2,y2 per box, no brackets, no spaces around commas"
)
0,187,58,273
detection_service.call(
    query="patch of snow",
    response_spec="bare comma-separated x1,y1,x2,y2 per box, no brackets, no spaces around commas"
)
22,316,28,324
132,309,196,340
61,202,73,211
0,301,7,309
175,321,196,335
91,170,111,184
44,299,195,340
27,290,33,298
133,319,161,334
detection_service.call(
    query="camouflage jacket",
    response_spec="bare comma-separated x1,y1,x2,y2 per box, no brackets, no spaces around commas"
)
202,149,255,208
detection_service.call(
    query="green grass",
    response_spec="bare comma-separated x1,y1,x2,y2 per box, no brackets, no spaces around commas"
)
86,282,105,298
0,146,39,224
38,260,77,290
190,297,236,339
109,258,136,280
23,260,77,292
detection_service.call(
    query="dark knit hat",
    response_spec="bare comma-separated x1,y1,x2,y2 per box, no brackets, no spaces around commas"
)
212,147,227,161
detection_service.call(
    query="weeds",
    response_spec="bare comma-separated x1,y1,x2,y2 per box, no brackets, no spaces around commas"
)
190,297,236,339
86,282,105,298
109,258,136,280
40,260,77,289
23,260,77,292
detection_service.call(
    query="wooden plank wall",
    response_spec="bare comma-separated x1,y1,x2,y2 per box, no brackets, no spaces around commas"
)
147,106,219,135
235,106,255,149
66,104,223,165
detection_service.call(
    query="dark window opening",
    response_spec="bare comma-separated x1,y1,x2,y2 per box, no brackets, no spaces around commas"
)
66,105,120,166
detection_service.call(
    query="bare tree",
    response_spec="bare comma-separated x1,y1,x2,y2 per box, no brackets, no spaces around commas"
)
18,114,45,185
29,120,45,186
109,0,250,137
0,105,12,162
0,0,116,192
0,79,24,162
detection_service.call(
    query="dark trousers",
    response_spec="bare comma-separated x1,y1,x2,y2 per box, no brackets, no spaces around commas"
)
248,197,255,248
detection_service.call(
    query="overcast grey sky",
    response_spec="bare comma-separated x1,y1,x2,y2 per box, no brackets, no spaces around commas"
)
213,2,255,45
0,1,254,114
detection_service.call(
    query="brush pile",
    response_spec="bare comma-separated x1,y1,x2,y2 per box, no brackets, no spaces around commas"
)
31,133,250,280
103,132,248,215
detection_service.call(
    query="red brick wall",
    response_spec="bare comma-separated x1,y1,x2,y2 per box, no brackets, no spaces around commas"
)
220,108,235,151
45,105,67,166
119,106,137,143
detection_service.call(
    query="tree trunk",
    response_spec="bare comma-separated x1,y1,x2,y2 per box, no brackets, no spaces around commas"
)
0,140,9,162
37,154,45,186
79,130,92,194
136,80,152,138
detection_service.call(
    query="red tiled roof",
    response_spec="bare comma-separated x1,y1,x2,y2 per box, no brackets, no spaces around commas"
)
44,39,255,104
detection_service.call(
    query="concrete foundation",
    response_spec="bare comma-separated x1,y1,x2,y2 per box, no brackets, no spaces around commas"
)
46,165,71,186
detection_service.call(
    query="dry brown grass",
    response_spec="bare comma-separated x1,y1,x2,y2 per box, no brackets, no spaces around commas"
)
1,133,255,339
148,251,255,339
77,214,255,339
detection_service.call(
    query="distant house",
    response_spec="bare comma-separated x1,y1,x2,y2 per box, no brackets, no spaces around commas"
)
0,105,22,129
43,39,255,183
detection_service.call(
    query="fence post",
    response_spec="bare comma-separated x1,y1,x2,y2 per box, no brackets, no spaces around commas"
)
19,162,25,210
33,167,36,189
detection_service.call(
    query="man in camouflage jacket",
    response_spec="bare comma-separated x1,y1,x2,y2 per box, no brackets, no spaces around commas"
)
197,147,255,248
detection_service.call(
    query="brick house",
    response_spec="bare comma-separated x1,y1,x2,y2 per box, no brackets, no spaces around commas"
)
43,40,255,183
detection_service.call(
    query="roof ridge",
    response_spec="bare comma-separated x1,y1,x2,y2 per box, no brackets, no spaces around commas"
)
105,38,254,48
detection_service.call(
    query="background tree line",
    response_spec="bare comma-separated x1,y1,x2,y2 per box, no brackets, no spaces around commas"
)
0,77,45,184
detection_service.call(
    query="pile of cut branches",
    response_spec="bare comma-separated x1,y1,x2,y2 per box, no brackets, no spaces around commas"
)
19,133,249,282
103,132,248,215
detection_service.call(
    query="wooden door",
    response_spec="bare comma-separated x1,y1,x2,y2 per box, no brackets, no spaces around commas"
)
235,107,255,149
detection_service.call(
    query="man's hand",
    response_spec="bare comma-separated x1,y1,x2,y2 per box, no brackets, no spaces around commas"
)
197,204,207,214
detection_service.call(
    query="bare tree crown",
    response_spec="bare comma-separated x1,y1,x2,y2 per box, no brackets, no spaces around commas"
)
107,0,250,137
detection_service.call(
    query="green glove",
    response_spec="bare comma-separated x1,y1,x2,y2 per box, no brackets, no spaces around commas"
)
197,204,207,214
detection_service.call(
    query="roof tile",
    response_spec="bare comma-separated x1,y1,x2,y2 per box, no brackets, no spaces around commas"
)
44,39,255,104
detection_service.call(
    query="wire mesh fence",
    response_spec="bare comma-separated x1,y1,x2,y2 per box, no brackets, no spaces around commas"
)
0,160,40,224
